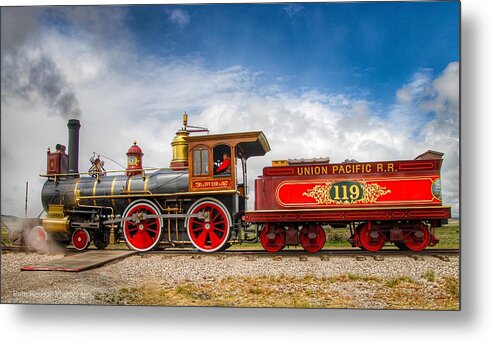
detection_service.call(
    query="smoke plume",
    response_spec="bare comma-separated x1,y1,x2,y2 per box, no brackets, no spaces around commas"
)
1,7,81,118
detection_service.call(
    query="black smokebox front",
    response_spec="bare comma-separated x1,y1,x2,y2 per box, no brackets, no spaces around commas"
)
67,119,81,176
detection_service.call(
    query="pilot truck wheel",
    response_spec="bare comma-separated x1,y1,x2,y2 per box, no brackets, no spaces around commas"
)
71,228,91,251
28,226,48,251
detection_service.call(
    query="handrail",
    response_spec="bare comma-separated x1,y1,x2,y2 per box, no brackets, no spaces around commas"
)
39,167,186,178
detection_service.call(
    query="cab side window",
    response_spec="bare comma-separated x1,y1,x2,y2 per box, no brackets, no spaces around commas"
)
213,145,232,176
192,148,209,176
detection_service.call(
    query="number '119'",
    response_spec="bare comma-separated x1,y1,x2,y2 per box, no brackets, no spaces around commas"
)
332,184,361,201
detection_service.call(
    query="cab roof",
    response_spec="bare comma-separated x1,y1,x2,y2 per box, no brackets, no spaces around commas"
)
185,131,270,159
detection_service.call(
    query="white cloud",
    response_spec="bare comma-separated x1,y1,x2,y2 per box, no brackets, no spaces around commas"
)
167,9,190,28
1,10,459,218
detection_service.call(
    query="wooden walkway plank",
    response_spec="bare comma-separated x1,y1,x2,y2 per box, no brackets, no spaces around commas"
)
20,250,137,272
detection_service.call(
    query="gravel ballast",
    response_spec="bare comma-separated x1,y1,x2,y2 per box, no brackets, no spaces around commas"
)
1,251,459,307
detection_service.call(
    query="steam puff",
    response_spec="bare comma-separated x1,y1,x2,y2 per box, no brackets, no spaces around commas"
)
2,216,65,253
22,226,66,254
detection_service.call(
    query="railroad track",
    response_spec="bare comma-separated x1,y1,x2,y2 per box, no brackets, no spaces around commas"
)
142,248,459,257
1,245,459,257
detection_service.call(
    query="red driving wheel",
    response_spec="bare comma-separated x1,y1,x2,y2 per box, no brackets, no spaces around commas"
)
359,223,386,252
186,198,231,253
299,224,326,253
29,226,48,251
403,222,430,252
122,200,162,252
260,224,286,253
72,229,90,251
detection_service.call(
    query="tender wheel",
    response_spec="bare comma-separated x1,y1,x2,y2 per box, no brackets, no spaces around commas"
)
122,199,162,252
260,224,286,253
359,223,386,252
403,222,430,252
28,226,48,251
185,197,231,253
71,229,91,251
299,224,326,253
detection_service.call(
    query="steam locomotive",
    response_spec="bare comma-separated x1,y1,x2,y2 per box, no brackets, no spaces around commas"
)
32,114,451,253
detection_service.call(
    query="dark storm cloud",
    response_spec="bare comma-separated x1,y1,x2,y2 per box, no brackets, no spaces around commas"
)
0,7,41,57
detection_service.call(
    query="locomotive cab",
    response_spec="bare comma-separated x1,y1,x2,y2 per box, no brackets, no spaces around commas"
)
186,131,271,213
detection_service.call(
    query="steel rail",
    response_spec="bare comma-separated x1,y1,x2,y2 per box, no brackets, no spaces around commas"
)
1,245,459,256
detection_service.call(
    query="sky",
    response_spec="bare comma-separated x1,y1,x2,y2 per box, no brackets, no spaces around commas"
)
0,1,460,217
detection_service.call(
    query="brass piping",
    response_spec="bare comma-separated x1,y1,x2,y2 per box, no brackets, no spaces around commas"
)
40,167,181,178
167,211,171,241
175,211,179,242
167,208,172,243
120,190,152,194
74,195,115,237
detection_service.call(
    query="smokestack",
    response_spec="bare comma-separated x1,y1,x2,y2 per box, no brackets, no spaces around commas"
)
67,119,81,176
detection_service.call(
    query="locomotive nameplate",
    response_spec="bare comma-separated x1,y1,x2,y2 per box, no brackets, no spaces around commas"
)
193,180,231,189
275,176,441,208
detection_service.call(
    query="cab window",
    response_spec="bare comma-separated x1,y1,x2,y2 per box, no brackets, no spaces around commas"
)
192,148,209,176
213,145,232,176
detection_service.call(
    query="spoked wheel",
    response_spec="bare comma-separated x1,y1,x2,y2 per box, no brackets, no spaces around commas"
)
186,198,231,253
260,224,286,253
72,229,91,251
28,226,48,251
299,224,326,253
359,223,386,252
122,199,162,252
403,222,430,252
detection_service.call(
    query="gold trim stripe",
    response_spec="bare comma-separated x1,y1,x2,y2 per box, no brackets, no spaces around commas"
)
73,178,80,204
127,177,133,204
127,177,133,192
111,176,117,208
92,179,98,206
144,176,150,193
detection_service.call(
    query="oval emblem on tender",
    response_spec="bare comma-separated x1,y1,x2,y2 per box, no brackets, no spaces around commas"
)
432,178,442,200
